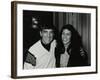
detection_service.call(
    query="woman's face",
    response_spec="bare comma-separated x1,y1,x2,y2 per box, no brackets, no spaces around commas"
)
61,29,71,45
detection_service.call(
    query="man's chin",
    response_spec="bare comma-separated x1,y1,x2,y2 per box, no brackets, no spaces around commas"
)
44,41,52,45
42,39,53,45
45,42,50,45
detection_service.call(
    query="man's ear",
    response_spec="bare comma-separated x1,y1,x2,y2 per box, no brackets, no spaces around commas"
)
40,31,42,37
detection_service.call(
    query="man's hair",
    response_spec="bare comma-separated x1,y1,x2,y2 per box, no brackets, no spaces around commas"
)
39,24,55,31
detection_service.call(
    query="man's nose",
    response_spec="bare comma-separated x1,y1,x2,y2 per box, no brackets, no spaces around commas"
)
47,33,51,37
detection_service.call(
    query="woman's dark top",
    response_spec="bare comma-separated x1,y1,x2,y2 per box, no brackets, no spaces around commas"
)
55,44,89,67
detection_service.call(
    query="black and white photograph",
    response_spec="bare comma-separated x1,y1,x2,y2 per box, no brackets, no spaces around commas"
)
11,1,97,78
23,10,90,69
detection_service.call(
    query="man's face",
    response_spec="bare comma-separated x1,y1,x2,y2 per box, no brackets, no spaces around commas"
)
40,29,54,45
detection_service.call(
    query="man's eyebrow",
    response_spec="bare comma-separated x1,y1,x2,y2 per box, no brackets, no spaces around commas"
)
43,29,53,31
43,30,47,32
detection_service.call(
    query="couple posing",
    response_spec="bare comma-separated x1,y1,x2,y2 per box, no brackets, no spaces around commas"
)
24,24,88,69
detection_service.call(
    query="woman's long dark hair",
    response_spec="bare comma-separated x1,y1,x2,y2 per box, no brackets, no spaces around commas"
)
60,24,83,54
55,24,88,67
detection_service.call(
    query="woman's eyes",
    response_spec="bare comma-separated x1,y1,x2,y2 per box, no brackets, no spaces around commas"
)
62,33,71,36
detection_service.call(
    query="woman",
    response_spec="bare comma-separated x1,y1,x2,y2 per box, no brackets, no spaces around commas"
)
55,24,89,67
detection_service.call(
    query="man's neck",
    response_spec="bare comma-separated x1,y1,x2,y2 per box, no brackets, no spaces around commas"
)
41,40,51,51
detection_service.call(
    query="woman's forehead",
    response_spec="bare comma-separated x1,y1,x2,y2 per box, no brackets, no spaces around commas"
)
62,29,71,33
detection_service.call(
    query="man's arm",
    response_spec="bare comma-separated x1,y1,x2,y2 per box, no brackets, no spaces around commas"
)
25,51,36,66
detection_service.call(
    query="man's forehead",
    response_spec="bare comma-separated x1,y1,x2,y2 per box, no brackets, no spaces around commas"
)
42,29,53,31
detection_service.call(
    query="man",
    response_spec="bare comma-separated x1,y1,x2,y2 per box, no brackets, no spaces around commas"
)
24,24,56,69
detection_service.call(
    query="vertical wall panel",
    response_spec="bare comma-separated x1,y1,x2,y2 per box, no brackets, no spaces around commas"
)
58,13,64,31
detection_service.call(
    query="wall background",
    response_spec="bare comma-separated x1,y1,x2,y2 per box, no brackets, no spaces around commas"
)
0,0,99,80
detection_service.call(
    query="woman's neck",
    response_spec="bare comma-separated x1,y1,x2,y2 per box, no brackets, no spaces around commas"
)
64,42,70,50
